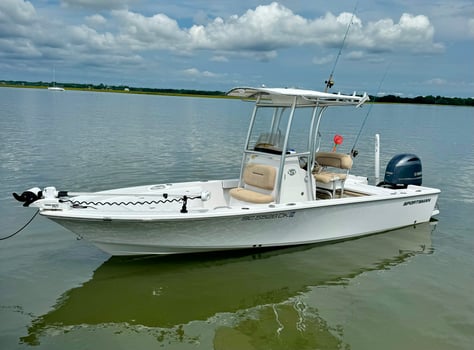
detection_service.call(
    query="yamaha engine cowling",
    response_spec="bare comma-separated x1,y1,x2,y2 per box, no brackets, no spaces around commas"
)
379,154,422,188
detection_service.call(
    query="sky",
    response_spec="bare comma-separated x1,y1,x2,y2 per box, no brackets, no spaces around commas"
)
1,0,473,97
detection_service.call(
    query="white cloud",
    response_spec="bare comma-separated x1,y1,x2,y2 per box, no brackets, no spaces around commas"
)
211,55,229,62
0,0,36,24
103,2,444,63
112,10,187,51
0,1,445,68
378,91,404,97
345,51,364,60
312,55,334,65
360,13,444,53
0,0,38,39
0,37,42,58
68,25,116,51
426,78,447,85
182,68,219,78
187,3,309,51
86,14,107,27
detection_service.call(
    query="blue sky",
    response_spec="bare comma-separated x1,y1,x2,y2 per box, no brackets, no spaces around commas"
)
1,0,473,97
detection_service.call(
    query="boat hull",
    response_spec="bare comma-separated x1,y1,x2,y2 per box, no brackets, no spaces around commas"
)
45,191,439,255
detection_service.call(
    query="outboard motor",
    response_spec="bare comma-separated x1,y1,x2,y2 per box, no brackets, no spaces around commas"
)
378,154,422,188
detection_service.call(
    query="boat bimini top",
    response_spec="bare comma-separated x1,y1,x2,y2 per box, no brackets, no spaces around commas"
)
227,87,369,108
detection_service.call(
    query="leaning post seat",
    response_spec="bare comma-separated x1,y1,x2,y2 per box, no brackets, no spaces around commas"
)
313,152,353,197
230,164,276,203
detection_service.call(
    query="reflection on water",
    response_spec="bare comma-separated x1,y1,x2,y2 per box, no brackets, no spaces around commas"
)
22,222,436,349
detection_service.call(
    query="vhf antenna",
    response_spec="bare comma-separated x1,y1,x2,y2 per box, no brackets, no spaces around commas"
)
324,2,358,92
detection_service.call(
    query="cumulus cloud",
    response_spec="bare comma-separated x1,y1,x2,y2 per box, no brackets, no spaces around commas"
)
0,0,447,81
186,3,310,51
211,55,229,62
112,10,188,51
346,51,365,59
312,55,334,65
0,1,445,61
105,2,444,58
426,78,447,85
86,14,107,27
362,13,444,53
182,68,219,78
0,0,36,23
0,0,41,59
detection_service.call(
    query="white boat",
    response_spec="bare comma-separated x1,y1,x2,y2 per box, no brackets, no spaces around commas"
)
47,86,65,91
13,87,440,256
47,67,65,91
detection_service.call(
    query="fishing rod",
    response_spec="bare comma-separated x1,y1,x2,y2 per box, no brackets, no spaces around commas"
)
350,63,392,157
324,1,358,92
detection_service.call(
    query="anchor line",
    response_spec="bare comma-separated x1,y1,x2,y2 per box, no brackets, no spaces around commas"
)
0,209,40,241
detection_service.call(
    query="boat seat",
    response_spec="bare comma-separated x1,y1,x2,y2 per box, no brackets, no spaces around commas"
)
229,164,276,204
313,152,353,198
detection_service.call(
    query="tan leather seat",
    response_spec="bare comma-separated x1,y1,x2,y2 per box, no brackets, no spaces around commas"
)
313,152,352,198
230,164,276,204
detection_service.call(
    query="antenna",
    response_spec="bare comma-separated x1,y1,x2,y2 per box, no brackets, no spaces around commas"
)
324,2,358,92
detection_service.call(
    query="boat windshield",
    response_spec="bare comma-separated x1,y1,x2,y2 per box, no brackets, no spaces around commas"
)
247,106,314,156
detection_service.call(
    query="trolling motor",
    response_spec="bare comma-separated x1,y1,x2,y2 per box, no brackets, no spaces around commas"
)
13,187,69,207
13,186,212,213
12,187,43,207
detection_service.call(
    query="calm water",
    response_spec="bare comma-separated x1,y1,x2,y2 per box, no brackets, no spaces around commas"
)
0,87,473,349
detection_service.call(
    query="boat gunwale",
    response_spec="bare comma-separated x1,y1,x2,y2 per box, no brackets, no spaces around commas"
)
39,186,440,222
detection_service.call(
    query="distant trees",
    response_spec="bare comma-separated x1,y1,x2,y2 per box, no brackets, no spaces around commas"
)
1,80,472,105
372,94,474,106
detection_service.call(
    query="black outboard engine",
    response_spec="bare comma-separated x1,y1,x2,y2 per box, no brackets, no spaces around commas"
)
378,154,422,188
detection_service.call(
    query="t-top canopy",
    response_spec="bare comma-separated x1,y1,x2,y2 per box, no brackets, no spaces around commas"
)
227,87,369,108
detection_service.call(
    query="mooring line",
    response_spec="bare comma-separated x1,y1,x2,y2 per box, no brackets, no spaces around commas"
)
0,209,40,241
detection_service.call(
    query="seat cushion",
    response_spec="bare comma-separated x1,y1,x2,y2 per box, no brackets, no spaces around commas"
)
314,172,347,184
315,152,353,169
229,188,274,204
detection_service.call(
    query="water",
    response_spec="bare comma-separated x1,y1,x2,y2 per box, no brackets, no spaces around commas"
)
0,87,473,349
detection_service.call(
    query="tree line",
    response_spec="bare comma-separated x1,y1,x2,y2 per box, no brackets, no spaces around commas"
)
371,94,473,106
1,80,472,106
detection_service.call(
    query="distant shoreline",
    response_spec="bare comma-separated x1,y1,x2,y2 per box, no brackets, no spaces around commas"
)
1,80,473,106
0,82,228,99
